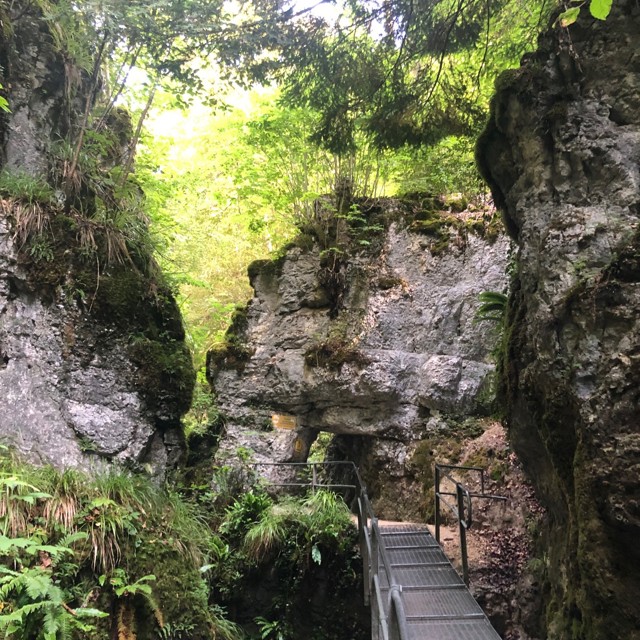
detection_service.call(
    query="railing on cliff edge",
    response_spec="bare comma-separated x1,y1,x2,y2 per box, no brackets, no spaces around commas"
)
250,461,410,640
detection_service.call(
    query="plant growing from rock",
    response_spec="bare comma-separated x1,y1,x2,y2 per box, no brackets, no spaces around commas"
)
0,448,225,639
475,291,508,324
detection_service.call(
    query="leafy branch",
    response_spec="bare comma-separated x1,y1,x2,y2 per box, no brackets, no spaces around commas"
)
556,0,613,27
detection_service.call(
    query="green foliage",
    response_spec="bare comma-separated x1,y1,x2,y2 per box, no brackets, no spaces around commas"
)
476,291,508,323
307,433,334,464
211,489,363,639
223,490,353,565
140,91,436,367
219,491,272,542
557,0,614,26
243,515,287,561
279,0,551,153
0,525,104,640
0,562,107,639
0,449,225,639
0,171,55,204
255,616,291,640
183,369,219,438
0,82,9,113
396,136,486,197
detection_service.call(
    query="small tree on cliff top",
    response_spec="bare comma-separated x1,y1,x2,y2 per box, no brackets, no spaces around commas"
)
23,0,299,191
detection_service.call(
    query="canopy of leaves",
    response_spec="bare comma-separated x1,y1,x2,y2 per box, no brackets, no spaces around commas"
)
277,0,553,153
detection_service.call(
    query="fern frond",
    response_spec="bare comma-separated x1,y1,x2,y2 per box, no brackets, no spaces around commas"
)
43,606,62,638
58,531,88,548
476,290,508,323
23,571,52,600
0,600,48,626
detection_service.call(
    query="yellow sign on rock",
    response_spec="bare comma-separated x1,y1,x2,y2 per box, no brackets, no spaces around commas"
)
293,437,304,454
271,414,298,430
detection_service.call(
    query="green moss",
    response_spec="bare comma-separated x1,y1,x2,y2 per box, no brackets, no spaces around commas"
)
247,255,286,283
206,304,254,376
128,337,194,414
429,236,452,256
484,212,505,242
227,304,249,336
128,539,213,639
492,67,524,96
206,341,253,375
410,217,450,235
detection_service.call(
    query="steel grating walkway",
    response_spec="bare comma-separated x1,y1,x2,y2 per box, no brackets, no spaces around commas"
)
376,524,501,640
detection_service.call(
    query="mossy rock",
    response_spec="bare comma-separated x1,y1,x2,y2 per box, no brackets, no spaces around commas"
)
206,339,254,376
128,337,194,415
304,336,369,370
247,254,287,285
410,218,450,235
127,540,214,640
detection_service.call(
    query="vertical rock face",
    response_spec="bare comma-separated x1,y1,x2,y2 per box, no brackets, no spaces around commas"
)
477,2,640,637
209,199,510,518
0,3,193,474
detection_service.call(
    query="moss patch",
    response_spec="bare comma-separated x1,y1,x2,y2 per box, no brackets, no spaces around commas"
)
128,337,194,415
304,335,369,370
206,304,254,377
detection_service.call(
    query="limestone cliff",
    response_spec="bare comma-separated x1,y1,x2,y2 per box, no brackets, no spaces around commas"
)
0,2,194,473
477,2,640,638
208,196,510,519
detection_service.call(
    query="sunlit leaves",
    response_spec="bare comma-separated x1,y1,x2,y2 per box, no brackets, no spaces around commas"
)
279,0,552,152
557,6,581,26
557,0,614,27
589,0,613,20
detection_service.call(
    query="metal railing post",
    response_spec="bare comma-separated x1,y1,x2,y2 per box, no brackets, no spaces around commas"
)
358,495,370,606
312,463,317,492
457,483,469,585
434,465,441,543
371,579,380,640
371,520,379,585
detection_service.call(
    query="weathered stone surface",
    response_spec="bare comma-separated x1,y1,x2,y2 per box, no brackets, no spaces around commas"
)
0,5,74,177
477,2,640,637
209,203,511,517
0,215,191,474
0,3,193,475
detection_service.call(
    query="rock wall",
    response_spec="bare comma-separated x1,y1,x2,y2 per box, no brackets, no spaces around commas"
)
477,2,640,638
0,2,193,474
209,198,511,518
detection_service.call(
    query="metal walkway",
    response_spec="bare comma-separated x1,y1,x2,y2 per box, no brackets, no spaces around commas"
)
249,461,503,640
373,523,500,640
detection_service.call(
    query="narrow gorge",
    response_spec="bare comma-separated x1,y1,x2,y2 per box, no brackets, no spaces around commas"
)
0,1,638,639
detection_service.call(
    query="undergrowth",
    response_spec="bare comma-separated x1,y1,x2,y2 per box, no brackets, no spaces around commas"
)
0,448,366,640
0,447,221,640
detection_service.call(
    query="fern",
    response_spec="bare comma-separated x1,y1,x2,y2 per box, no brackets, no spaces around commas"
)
476,290,508,323
0,600,49,626
0,562,105,639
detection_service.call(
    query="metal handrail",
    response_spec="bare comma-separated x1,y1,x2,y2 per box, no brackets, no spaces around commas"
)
434,463,506,584
250,460,361,492
249,460,409,640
